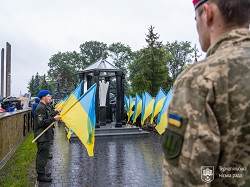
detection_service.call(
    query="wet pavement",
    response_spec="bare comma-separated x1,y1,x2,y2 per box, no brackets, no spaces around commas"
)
37,123,163,187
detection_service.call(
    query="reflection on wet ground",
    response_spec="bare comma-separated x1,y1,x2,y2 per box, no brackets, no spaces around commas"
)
38,124,163,187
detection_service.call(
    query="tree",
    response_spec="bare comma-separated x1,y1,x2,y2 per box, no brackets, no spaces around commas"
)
128,50,143,95
129,26,170,96
47,51,83,98
28,72,50,97
79,41,108,66
34,72,41,96
108,42,135,94
165,41,195,85
40,74,52,91
27,75,36,96
108,42,134,74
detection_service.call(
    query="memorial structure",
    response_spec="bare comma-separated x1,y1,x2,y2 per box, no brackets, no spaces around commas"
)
78,59,125,127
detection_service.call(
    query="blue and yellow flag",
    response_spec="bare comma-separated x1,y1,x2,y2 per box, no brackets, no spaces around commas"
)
55,94,69,110
141,92,155,125
168,113,182,127
60,83,97,157
127,96,135,122
55,98,62,109
124,94,129,112
150,87,167,124
132,94,142,123
67,128,74,140
155,88,173,134
61,81,83,114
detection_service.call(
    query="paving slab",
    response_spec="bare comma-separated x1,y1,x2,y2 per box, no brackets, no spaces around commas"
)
36,123,163,187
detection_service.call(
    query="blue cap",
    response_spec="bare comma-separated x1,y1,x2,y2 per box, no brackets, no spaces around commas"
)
38,90,52,99
35,98,40,103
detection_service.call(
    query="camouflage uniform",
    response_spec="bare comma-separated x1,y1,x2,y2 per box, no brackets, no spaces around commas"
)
34,102,56,175
162,29,250,187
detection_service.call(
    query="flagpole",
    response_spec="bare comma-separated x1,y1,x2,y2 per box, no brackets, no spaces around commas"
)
32,122,55,143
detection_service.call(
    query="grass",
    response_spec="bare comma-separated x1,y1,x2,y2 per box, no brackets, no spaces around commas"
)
0,132,37,187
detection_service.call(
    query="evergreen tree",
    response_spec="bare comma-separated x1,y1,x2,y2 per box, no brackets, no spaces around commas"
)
129,26,170,96
34,72,41,96
40,74,52,91
27,75,36,96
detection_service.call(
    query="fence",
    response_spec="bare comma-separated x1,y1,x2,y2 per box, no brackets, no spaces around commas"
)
0,109,32,170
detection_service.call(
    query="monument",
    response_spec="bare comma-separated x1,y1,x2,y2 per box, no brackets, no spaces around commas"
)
78,59,125,127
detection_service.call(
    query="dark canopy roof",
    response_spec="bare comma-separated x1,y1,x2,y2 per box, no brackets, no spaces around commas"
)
79,59,123,77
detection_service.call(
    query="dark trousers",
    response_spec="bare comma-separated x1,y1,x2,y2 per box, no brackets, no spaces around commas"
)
36,141,50,174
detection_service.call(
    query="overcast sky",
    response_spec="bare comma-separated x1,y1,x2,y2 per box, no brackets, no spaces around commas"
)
0,0,205,97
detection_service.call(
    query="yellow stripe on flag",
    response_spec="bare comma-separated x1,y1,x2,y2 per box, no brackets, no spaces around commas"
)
155,111,168,135
60,84,96,157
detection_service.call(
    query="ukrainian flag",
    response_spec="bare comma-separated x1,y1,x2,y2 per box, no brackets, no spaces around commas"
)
55,94,69,110
141,92,155,125
61,81,83,114
132,93,142,123
127,96,135,122
55,98,62,109
150,87,167,124
124,95,129,112
169,113,182,127
155,88,173,134
60,83,97,156
67,128,74,140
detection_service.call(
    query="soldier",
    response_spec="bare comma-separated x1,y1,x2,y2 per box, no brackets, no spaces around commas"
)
46,97,62,159
34,90,60,182
162,0,250,186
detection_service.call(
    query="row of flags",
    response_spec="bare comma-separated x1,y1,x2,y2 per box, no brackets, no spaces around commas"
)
54,82,172,155
55,81,97,157
124,87,173,135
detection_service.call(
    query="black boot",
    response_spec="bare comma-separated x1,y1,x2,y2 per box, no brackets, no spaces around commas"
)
37,174,52,182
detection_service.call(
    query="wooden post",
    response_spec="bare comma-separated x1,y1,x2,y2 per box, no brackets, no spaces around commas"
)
32,122,55,143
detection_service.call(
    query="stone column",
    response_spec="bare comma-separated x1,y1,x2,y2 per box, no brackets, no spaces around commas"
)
94,70,100,128
115,71,122,127
121,73,126,125
105,77,111,123
78,72,85,95
86,75,92,90
1,48,4,97
5,42,11,97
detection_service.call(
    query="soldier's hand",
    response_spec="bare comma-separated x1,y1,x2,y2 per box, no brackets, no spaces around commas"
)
57,108,62,113
54,115,61,121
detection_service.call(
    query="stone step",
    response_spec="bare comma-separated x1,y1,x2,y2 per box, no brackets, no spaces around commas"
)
70,131,150,139
65,124,150,139
95,127,141,134
96,131,150,138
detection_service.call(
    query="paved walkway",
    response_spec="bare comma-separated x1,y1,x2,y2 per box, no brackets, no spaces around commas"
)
37,123,163,187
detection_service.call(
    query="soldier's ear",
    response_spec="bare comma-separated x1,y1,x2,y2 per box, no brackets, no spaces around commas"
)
204,3,217,27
